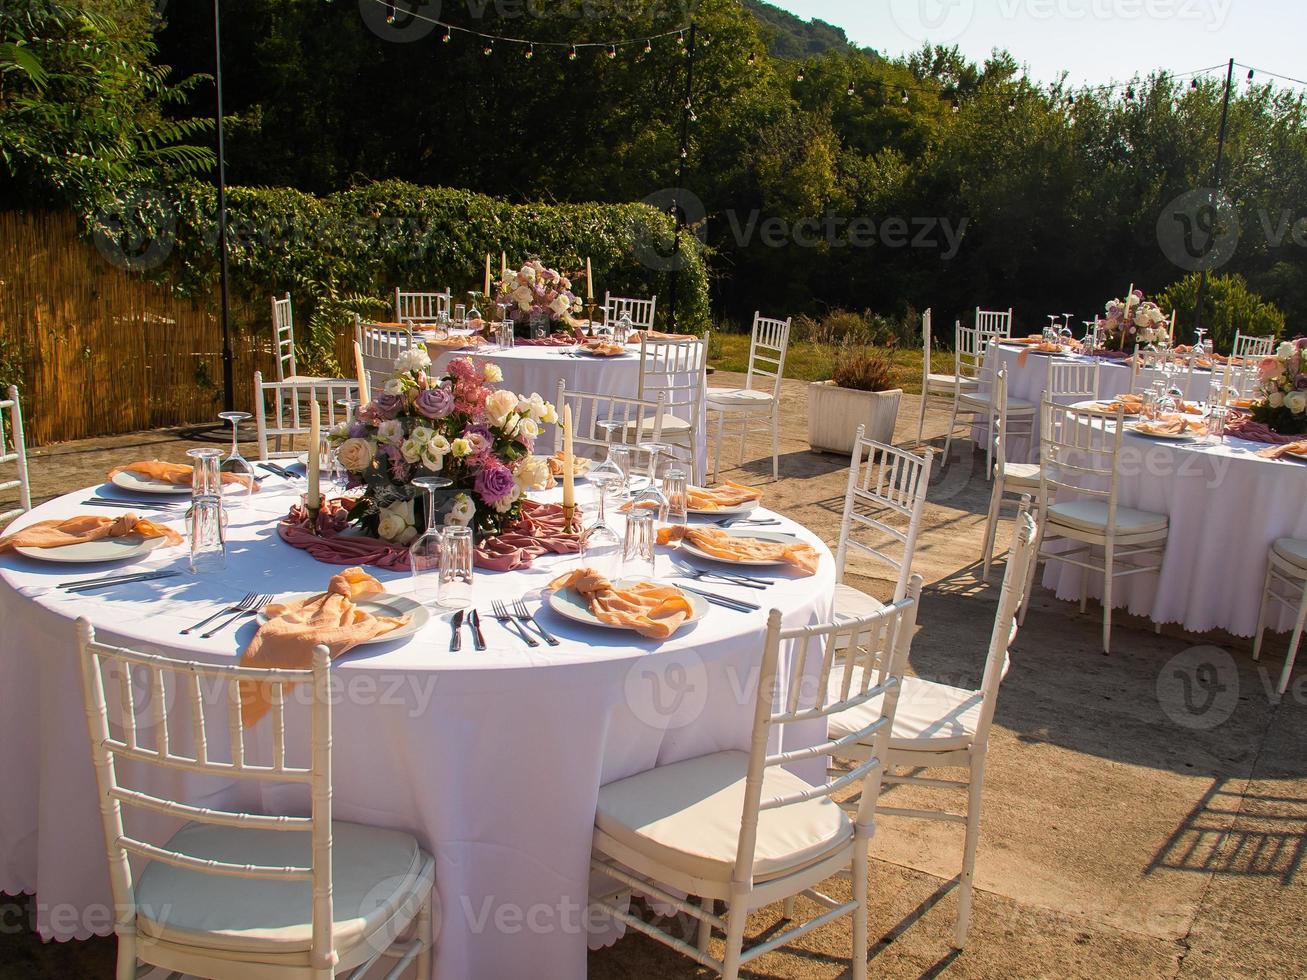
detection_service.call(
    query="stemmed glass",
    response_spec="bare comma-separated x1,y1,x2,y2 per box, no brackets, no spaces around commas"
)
632,443,672,521
1194,326,1209,358
1083,320,1099,350
332,399,358,495
1045,315,1059,343
579,469,623,579
595,419,630,487
409,476,453,607
217,411,255,506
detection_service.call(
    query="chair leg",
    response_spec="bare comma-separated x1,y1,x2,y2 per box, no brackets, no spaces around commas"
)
954,756,986,950
1276,588,1307,697
943,397,960,465
115,930,138,980
1018,518,1047,626
712,411,725,485
852,841,870,980
1253,564,1274,661
1102,542,1115,654
916,390,928,446
781,896,796,920
980,475,1004,583
415,890,434,978
697,896,713,954
720,901,748,980
984,406,995,481
770,412,780,481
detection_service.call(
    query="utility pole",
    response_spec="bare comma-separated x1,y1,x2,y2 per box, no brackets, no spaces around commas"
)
214,0,234,411
1193,57,1234,340
667,22,697,333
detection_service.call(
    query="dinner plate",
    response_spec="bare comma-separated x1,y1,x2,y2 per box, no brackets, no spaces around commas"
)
110,470,194,496
547,579,708,631
679,529,803,567
256,593,429,646
578,348,628,358
1126,424,1201,442
13,534,168,564
296,452,334,470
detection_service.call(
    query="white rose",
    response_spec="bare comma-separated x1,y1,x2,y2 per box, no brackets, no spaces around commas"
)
540,401,558,425
511,284,534,308
400,439,423,464
485,389,520,427
429,434,451,456
516,456,551,491
518,417,540,440
384,378,405,396
1278,342,1295,360
520,265,537,282
336,437,375,473
483,363,503,383
1285,390,1307,415
411,425,434,445
377,501,418,545
395,347,432,374
549,294,571,317
444,493,475,526
377,419,404,445
500,412,520,437
419,448,445,472
1269,391,1285,408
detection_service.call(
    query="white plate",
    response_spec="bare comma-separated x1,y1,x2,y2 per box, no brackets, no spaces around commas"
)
14,534,168,564
1126,424,1200,442
679,529,803,567
547,578,708,632
110,470,194,495
296,453,334,470
257,593,429,646
1072,400,1142,418
686,490,761,517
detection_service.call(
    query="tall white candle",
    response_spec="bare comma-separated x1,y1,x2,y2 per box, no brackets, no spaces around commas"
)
484,254,492,298
353,340,371,404
562,405,575,511
585,257,594,300
307,399,321,510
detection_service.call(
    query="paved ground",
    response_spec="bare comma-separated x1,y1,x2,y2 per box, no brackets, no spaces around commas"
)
2,373,1304,979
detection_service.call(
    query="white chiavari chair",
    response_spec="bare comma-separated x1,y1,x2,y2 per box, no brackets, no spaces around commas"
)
827,501,1038,949
975,307,1014,339
631,333,708,485
917,308,977,447
253,372,360,461
75,622,436,980
589,592,916,980
0,385,32,526
981,371,1041,582
707,312,791,483
1021,399,1170,653
604,292,657,331
1253,539,1307,697
1232,330,1275,360
1219,358,1260,399
555,381,666,473
393,287,452,326
354,316,415,392
1047,359,1100,404
944,320,1035,474
833,428,933,633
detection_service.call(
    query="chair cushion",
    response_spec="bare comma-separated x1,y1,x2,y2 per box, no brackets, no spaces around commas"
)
1000,462,1042,487
706,387,775,408
623,413,692,434
828,670,982,752
959,391,1035,412
1048,499,1168,535
834,583,887,623
1274,538,1307,571
135,821,431,955
927,373,978,391
595,750,852,883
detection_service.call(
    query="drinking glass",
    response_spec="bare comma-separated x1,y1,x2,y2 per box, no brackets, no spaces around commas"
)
188,496,226,573
631,443,671,521
409,476,452,607
1194,326,1209,357
579,473,623,579
439,525,474,609
614,311,634,346
498,319,515,349
454,304,467,326
623,510,657,581
609,447,633,498
1207,404,1230,444
187,447,224,499
437,310,451,331
217,412,255,506
1083,321,1099,350
662,468,689,542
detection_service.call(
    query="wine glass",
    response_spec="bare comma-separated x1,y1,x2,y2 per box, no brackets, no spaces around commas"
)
217,411,255,506
579,470,623,579
1194,326,1209,358
632,443,672,521
1083,320,1099,350
1045,315,1059,343
331,399,358,494
409,476,453,608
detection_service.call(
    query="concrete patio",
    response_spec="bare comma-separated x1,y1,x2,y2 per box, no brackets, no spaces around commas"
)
2,373,1303,979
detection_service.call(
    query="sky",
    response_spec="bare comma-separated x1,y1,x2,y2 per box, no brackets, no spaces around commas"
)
768,1,1307,90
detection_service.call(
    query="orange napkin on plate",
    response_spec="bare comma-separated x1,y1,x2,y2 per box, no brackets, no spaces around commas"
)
1092,394,1144,414
660,526,820,576
1258,441,1307,460
548,568,695,640
1017,343,1065,367
239,568,407,725
685,482,764,511
1134,415,1209,437
630,331,697,343
583,341,626,357
547,452,592,479
0,513,182,553
424,334,486,351
108,460,258,492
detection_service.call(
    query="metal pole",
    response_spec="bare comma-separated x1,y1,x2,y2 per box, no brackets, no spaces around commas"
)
214,0,234,411
667,22,697,333
1193,57,1234,339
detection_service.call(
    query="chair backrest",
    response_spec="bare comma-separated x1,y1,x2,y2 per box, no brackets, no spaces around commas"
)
1220,358,1260,398
744,312,791,398
735,579,919,874
1038,398,1127,527
75,621,337,970
954,319,993,385
919,309,934,392
1046,359,1100,403
991,369,1011,476
354,316,414,390
394,288,452,325
555,380,667,470
1233,331,1274,359
0,385,32,525
271,292,296,381
253,371,360,460
834,427,934,600
604,292,657,330
637,334,708,468
975,307,1014,339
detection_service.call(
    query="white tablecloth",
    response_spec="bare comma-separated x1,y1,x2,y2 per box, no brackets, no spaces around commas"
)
0,480,833,977
433,345,707,476
1039,427,1307,637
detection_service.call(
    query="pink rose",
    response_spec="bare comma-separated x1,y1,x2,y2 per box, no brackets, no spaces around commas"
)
1258,357,1281,381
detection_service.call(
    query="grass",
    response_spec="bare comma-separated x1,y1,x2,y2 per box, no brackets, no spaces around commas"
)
707,331,953,394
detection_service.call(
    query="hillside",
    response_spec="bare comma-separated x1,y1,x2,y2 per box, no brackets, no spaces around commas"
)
743,0,869,59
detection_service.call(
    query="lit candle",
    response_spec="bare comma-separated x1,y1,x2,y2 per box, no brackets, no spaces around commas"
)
484,254,492,297
307,399,321,511
501,251,508,276
562,405,575,511
1169,308,1178,344
585,257,594,300
353,340,371,405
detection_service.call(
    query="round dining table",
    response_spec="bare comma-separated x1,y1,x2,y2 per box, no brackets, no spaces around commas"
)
0,477,832,978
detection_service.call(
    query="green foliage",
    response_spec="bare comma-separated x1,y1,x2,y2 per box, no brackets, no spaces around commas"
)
792,308,916,349
743,0,858,59
1157,272,1287,353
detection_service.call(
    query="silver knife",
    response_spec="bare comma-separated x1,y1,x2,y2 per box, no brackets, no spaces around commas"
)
469,609,487,651
63,570,181,593
450,609,465,652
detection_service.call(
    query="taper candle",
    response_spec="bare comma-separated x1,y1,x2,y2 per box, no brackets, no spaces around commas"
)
307,399,321,511
562,405,575,511
484,254,492,297
585,257,594,300
353,340,371,404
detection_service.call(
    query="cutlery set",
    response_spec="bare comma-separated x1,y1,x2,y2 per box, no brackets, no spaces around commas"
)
59,570,181,593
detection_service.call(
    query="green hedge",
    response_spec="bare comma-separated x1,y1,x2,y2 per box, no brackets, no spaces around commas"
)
163,180,711,372
1157,272,1286,354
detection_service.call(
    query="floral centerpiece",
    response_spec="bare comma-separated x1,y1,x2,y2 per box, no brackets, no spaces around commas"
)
493,259,583,327
1251,338,1307,435
329,349,557,543
1097,289,1170,352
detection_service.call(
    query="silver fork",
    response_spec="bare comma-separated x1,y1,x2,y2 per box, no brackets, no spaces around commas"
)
513,598,560,646
493,600,539,648
182,592,256,635
201,593,273,639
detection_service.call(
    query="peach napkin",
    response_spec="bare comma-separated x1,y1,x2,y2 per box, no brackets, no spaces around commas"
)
660,526,820,576
630,331,697,343
1017,343,1065,367
1134,415,1209,437
0,513,182,553
108,460,258,492
239,568,406,725
686,482,765,511
1091,394,1145,414
1258,440,1307,460
548,568,695,640
582,341,626,357
547,452,592,479
424,334,487,351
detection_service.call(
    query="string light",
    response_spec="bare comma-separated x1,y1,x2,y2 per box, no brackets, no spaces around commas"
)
1007,97,1016,111
442,26,451,43
384,1,395,25
608,44,617,60
483,40,493,56
846,81,856,96
952,100,960,113
1246,68,1255,82
1191,78,1199,90
1126,86,1135,100
569,45,577,61
524,43,533,60
747,51,756,67
796,68,805,82
644,40,652,55
900,89,909,104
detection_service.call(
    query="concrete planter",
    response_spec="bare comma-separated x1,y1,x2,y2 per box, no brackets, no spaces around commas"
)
807,381,903,454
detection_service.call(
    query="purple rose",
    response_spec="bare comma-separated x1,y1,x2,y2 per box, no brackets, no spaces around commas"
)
361,392,403,422
415,384,454,420
379,443,403,466
474,461,515,505
348,421,368,438
1296,375,1307,391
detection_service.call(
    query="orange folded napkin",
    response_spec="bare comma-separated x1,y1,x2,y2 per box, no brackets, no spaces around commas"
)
108,460,258,492
548,568,695,640
1091,394,1144,414
1134,415,1209,437
583,341,626,357
0,513,182,554
685,481,765,512
1230,397,1259,410
659,526,820,576
239,568,407,725
547,452,592,479
630,330,697,343
1258,441,1307,460
1017,343,1065,367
